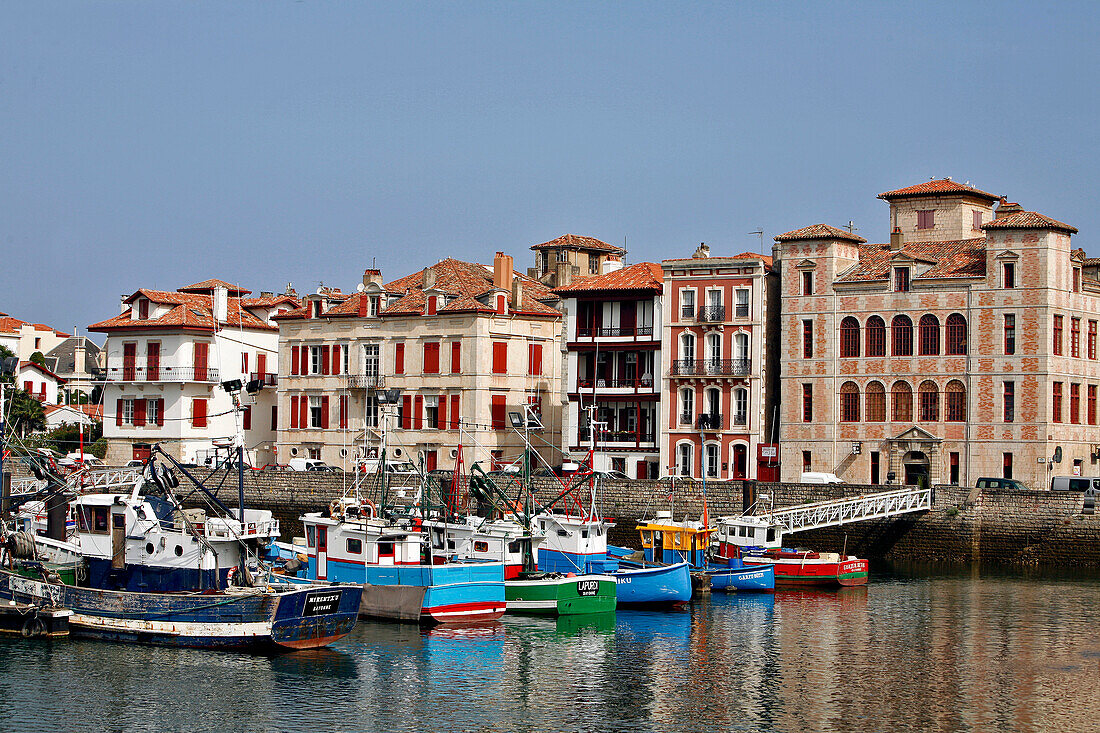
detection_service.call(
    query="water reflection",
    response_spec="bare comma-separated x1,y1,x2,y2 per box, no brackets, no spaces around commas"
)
0,566,1098,732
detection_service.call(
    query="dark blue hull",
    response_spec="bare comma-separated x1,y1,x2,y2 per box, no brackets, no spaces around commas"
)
85,558,230,593
612,561,693,606
0,567,362,651
707,562,775,592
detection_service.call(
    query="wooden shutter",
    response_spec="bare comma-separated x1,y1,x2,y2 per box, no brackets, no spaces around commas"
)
134,399,147,427
449,394,459,429
116,399,124,426
401,395,412,429
414,395,423,429
492,342,507,373
424,342,439,374
290,396,299,429
298,395,308,429
529,344,542,376
242,352,249,375
339,395,348,429
451,342,461,373
257,352,267,377
291,345,300,375
156,399,165,426
243,406,252,431
319,396,329,428
438,396,448,430
192,398,207,428
331,344,341,374
271,405,277,430
395,343,405,374
194,342,208,381
320,346,331,375
491,395,506,429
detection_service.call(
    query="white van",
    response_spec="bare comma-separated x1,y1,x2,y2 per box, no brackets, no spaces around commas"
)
1050,476,1100,491
800,471,843,484
358,458,419,475
288,458,338,472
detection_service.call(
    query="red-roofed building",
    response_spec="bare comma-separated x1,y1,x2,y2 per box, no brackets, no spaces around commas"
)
555,262,664,478
774,179,1096,489
17,360,65,404
660,244,780,480
273,253,563,471
529,234,626,288
0,314,70,362
88,280,298,465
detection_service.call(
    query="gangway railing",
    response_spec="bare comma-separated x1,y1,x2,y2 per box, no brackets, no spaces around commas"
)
9,467,143,499
769,486,932,534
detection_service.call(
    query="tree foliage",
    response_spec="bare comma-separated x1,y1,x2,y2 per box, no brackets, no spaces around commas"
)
4,388,46,436
29,351,46,367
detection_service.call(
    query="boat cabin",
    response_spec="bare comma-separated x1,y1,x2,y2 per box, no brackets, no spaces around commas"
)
713,515,784,559
636,513,711,568
534,513,617,574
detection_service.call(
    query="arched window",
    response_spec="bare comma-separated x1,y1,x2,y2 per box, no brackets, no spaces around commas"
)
677,442,694,477
704,443,720,478
919,314,940,356
866,381,886,422
840,317,860,358
919,380,939,422
892,381,913,422
730,444,748,479
680,333,696,364
678,388,694,425
866,316,886,357
732,388,748,426
706,332,722,368
945,380,966,422
733,332,749,362
892,315,913,356
946,314,968,355
840,381,860,422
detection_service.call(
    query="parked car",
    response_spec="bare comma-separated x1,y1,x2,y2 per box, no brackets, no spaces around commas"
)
532,462,580,478
124,459,145,468
596,470,631,481
800,471,842,484
288,458,340,472
975,477,1029,491
358,458,418,475
60,452,104,469
1050,476,1100,491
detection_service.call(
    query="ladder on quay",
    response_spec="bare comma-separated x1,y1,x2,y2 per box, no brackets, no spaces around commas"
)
767,486,932,535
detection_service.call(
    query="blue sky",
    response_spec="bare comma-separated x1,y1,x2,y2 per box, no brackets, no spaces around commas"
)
3,1,1098,340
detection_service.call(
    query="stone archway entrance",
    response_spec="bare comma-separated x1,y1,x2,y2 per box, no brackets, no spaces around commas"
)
887,425,942,486
903,451,930,491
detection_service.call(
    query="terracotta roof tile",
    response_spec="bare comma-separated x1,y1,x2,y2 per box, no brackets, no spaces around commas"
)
878,179,1001,202
0,316,25,334
836,239,987,283
382,259,559,317
178,279,252,296
90,285,277,333
530,233,626,255
553,262,663,294
981,211,1078,235
239,295,300,308
774,224,867,244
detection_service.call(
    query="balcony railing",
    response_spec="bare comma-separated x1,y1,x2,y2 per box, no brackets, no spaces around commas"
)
576,326,655,338
731,412,748,427
697,412,722,430
578,429,656,444
577,376,655,390
345,373,385,389
697,305,726,322
105,365,221,383
249,372,277,387
670,358,751,376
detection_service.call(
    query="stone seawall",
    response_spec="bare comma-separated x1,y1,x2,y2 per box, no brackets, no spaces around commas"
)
83,467,1100,566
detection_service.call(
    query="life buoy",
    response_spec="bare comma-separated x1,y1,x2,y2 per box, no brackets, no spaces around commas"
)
328,500,343,519
21,616,46,638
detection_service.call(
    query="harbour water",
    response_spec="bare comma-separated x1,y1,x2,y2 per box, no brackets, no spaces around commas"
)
1,563,1097,733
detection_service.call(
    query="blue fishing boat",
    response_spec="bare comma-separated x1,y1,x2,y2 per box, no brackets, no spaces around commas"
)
636,512,774,592
706,558,775,592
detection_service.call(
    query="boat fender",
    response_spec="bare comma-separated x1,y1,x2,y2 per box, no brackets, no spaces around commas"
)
226,566,237,586
328,501,343,519
565,572,575,577
296,553,309,564
283,557,303,574
21,615,46,638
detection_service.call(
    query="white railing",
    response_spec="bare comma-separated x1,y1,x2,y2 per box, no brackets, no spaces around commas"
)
771,486,932,534
9,467,142,498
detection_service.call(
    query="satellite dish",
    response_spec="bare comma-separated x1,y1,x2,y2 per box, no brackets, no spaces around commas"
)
357,283,365,292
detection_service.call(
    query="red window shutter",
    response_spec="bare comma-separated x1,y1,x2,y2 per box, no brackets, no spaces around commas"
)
339,395,348,429
298,395,307,429
320,345,331,375
300,345,310,373
193,398,207,428
257,352,267,377
451,342,461,373
134,399,147,427
290,396,299,429
39,384,46,400
529,344,543,376
156,399,165,427
116,399,124,426
243,406,252,431
492,342,507,374
334,344,343,374
271,405,277,430
449,394,459,429
438,395,448,429
320,396,330,428
24,381,32,393
491,395,506,430
291,345,300,375
427,295,437,315
414,395,423,429
395,343,405,374
401,395,412,429
242,352,249,375
424,343,439,374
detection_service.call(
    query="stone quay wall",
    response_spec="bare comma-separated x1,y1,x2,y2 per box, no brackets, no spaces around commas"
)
172,469,1100,567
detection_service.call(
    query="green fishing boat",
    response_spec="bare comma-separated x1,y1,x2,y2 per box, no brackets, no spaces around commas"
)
505,572,617,616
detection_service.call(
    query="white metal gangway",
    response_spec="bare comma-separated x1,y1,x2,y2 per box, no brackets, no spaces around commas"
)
767,486,932,535
8,467,142,499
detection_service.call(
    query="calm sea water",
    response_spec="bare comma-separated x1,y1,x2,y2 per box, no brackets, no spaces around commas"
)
1,563,1098,733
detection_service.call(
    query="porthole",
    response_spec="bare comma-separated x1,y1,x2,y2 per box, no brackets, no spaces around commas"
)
340,448,348,458
290,447,299,456
145,542,155,555
174,546,183,557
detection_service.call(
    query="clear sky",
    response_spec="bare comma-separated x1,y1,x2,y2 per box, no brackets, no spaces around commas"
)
3,1,1098,341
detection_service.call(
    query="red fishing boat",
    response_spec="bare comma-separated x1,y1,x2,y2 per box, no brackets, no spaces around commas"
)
711,514,868,588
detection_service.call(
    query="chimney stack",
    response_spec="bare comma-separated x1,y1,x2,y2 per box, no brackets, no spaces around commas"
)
890,227,904,251
362,269,383,288
692,242,710,259
213,285,229,323
493,252,514,291
511,276,523,309
422,267,437,290
995,199,1024,219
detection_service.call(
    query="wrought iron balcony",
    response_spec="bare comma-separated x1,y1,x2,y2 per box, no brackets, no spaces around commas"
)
670,358,752,377
697,412,722,430
697,305,726,322
577,375,655,390
577,326,655,338
578,428,656,444
105,364,221,383
345,373,385,389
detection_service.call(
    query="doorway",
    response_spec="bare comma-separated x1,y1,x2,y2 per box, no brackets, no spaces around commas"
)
903,451,930,490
